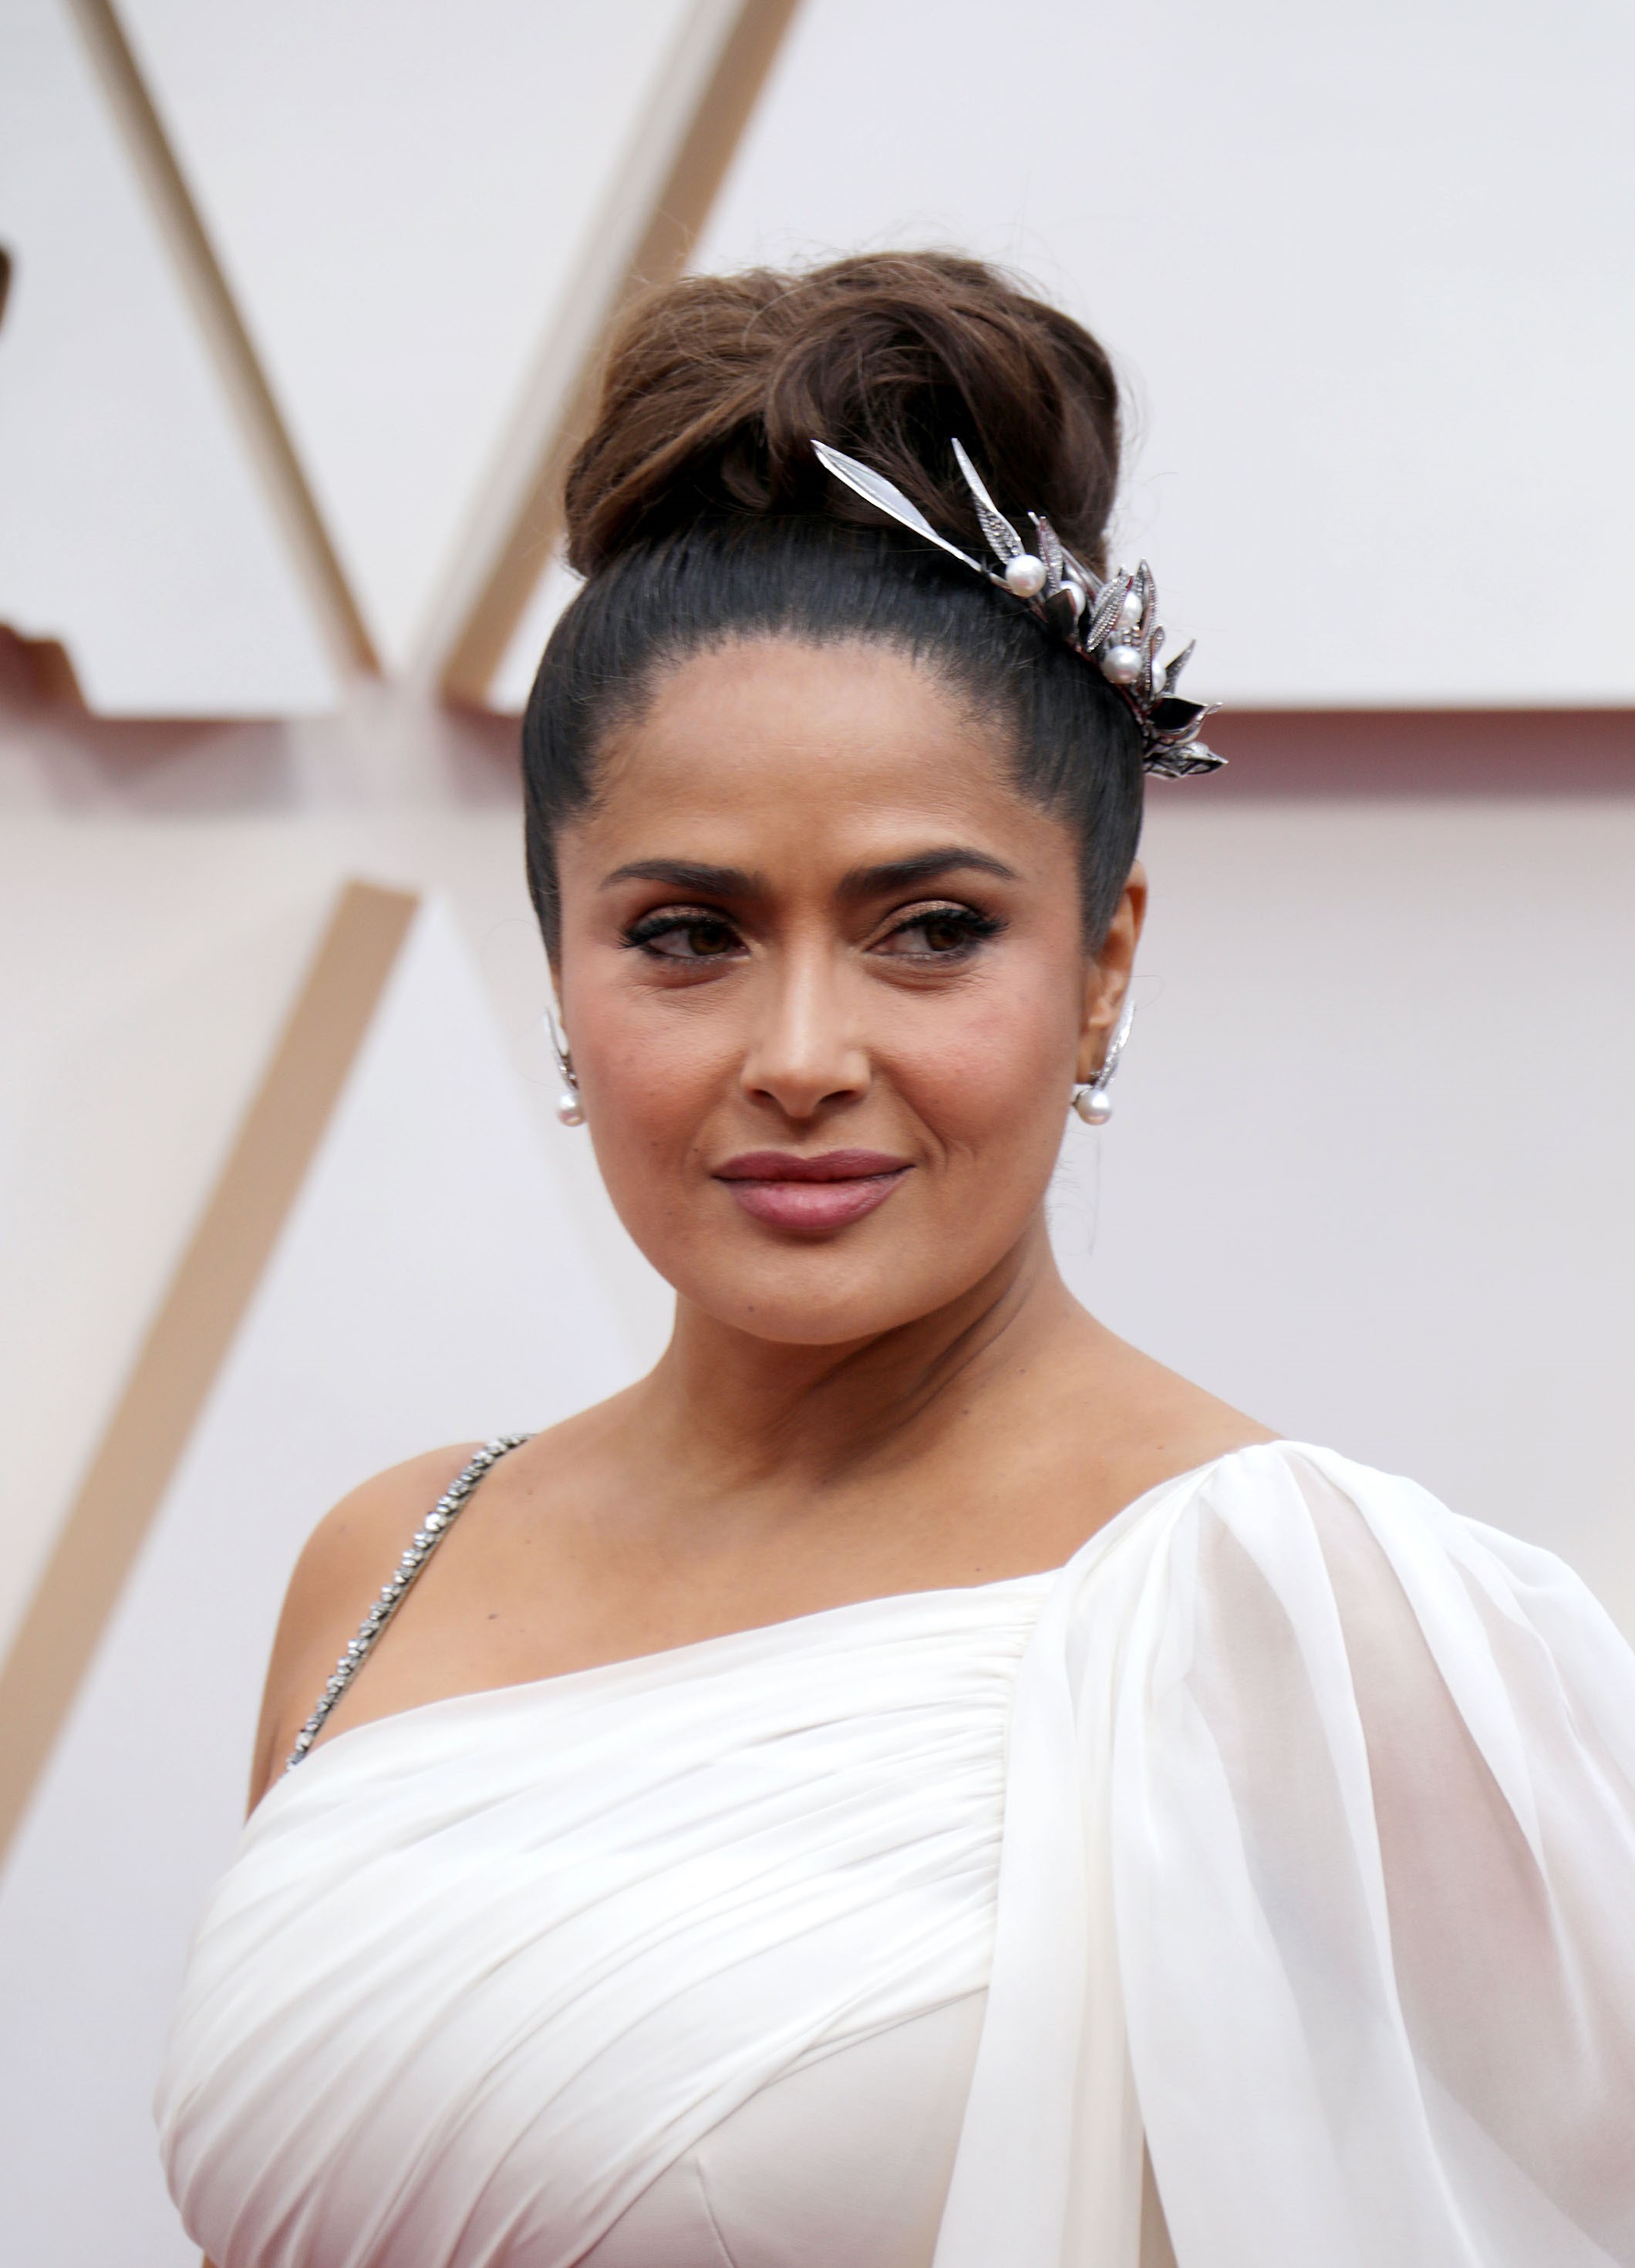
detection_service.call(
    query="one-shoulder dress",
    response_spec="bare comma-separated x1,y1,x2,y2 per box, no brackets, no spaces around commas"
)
156,1441,1635,2267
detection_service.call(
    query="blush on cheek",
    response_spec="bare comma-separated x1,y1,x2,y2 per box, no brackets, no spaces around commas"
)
577,1024,738,1217
895,998,1069,1159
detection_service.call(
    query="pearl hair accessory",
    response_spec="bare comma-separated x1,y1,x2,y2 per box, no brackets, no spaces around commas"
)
1072,991,1137,1126
544,1005,585,1127
812,437,1222,778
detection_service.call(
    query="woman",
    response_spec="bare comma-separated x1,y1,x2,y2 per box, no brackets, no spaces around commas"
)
158,255,1635,2267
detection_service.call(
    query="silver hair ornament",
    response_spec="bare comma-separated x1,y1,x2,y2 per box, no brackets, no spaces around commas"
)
812,437,1223,779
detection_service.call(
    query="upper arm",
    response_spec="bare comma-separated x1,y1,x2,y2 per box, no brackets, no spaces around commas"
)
1175,1448,1635,2244
246,1443,481,1810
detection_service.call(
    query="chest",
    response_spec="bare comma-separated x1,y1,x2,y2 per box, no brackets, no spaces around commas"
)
162,1588,1047,2268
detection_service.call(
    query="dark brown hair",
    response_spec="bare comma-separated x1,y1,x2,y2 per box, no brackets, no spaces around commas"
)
523,252,1144,953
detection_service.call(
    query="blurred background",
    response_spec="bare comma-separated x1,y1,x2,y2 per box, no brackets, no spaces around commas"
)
2,1,1633,2258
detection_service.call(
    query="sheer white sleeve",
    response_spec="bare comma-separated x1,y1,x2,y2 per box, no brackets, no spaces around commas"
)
935,1442,1635,2268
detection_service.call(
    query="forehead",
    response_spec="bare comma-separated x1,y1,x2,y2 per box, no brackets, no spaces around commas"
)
576,638,1061,872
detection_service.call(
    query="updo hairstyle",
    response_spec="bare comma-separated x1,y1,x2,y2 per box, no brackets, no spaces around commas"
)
522,253,1144,956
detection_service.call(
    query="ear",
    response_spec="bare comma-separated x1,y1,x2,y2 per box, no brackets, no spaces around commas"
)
1076,862,1147,1085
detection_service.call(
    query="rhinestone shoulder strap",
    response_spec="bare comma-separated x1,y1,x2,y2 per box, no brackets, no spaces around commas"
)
284,1433,532,1772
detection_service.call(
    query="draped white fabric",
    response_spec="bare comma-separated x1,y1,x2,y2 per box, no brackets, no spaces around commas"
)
940,1443,1635,2268
157,1574,1045,2268
157,1443,1635,2267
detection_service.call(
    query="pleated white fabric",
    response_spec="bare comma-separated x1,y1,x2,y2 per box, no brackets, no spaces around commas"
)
157,1443,1635,2268
157,1571,1046,2268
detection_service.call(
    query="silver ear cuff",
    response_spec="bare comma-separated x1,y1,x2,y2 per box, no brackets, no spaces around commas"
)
544,1006,585,1127
1072,992,1136,1126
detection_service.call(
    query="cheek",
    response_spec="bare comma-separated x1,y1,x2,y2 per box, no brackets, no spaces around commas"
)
889,968,1077,1165
571,982,742,1168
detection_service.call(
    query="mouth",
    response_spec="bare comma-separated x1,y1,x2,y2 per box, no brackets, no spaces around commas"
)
712,1149,912,1232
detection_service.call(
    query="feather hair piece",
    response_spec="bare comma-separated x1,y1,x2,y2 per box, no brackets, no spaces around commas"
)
810,440,983,573
811,435,1222,777
951,437,1025,562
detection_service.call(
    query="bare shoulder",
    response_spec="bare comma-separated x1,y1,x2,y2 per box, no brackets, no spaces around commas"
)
247,1442,486,1807
246,1394,646,1806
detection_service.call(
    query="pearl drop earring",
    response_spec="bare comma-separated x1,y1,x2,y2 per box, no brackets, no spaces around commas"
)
1071,993,1136,1126
544,1006,585,1128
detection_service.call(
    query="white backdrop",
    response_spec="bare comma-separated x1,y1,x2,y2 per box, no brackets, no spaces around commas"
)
4,0,1631,713
1061,786,1635,1628
0,0,339,711
118,0,710,672
686,0,1635,709
502,0,1635,709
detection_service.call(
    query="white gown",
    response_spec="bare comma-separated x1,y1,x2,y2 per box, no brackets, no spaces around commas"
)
156,1442,1635,2267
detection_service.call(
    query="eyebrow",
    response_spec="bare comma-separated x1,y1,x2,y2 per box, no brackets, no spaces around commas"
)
598,848,1020,901
835,848,1020,902
599,858,767,896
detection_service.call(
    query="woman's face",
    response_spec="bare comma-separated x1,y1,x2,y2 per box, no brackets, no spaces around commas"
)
553,639,1142,1346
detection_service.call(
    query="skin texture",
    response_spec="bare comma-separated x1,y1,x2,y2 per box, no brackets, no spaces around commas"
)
251,639,1272,1804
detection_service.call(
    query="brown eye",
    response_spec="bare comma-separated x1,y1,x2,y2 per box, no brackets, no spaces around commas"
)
625,909,745,962
679,920,737,957
875,903,1002,960
919,913,977,953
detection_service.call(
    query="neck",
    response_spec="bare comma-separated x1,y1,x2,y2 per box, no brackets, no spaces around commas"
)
639,1212,1087,1493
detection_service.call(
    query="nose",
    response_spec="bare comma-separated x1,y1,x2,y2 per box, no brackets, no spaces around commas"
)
739,948,871,1122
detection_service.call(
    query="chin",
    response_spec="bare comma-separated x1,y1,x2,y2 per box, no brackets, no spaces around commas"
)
679,1244,966,1346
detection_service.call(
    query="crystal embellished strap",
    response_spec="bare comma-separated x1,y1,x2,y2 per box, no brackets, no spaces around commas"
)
284,1433,532,1772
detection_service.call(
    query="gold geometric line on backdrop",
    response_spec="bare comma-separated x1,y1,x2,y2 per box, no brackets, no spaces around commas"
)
430,0,806,705
65,0,380,678
0,882,418,1865
51,0,805,713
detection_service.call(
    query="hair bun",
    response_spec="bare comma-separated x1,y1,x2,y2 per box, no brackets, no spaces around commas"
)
564,252,1122,580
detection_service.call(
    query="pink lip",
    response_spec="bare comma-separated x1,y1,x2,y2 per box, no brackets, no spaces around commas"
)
713,1149,912,1232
